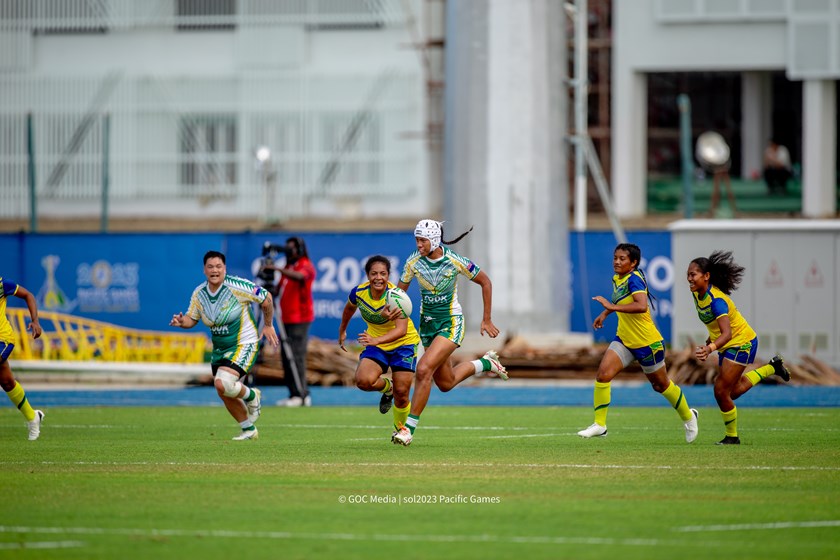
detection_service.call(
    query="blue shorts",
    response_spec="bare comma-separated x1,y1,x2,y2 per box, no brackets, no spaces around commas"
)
718,337,758,367
360,343,418,373
609,337,666,374
0,341,13,363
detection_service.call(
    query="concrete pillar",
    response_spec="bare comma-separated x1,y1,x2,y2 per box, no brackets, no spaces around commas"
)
612,67,647,218
444,0,568,335
741,72,772,180
802,79,837,217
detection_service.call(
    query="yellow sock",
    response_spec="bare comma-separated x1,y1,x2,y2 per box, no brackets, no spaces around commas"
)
721,407,738,437
379,377,392,394
661,380,693,421
593,381,610,426
393,401,410,430
745,364,774,386
6,381,36,422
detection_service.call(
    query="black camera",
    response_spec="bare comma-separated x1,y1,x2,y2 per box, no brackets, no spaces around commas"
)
257,242,285,286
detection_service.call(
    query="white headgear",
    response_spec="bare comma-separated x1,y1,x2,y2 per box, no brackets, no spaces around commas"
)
414,219,443,252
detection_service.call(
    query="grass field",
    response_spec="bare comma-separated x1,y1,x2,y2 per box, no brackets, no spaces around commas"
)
2,405,839,559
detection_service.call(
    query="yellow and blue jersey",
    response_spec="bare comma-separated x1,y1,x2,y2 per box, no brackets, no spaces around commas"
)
692,285,756,350
612,270,662,349
0,277,20,344
348,281,420,352
400,247,480,319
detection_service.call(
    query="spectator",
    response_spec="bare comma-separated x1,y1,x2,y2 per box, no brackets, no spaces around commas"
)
269,237,316,407
763,138,792,195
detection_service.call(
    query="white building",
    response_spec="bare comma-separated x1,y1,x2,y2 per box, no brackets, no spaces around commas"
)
0,0,431,224
613,0,838,219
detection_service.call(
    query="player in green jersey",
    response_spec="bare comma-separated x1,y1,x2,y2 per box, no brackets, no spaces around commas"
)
171,251,279,440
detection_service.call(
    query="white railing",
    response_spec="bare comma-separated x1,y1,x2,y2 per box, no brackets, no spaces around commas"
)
0,1,426,222
0,71,421,221
0,0,406,29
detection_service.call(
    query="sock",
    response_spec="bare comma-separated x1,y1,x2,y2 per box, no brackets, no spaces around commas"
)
406,414,420,434
745,364,775,386
472,359,490,374
393,401,410,430
379,377,392,394
239,419,255,431
244,388,256,402
721,407,738,437
661,380,693,422
593,381,610,426
6,381,35,422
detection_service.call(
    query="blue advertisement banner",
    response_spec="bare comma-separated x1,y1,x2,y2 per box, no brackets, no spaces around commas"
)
2,230,674,345
569,231,674,343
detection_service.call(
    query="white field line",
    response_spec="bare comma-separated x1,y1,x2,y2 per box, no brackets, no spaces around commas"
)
1,460,839,472
0,525,708,548
0,541,85,549
674,520,840,532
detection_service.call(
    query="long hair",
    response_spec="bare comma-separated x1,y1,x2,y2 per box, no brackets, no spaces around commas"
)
615,243,657,311
690,250,744,295
286,236,309,259
441,225,474,245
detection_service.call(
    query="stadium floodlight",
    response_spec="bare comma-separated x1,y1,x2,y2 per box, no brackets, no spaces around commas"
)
255,146,271,163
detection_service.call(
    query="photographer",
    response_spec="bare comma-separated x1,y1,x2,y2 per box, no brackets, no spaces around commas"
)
261,237,316,407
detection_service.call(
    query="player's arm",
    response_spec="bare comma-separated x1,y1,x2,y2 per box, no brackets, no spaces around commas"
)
338,301,358,351
170,312,198,329
593,291,648,314
470,271,499,338
363,317,408,347
259,292,279,346
13,284,42,339
696,314,731,361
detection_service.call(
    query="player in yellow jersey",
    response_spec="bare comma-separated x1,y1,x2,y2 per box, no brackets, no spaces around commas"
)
338,256,420,442
688,251,790,445
578,244,699,443
1,277,45,440
170,251,279,440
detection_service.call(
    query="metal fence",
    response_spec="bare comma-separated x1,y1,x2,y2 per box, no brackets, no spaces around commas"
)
0,0,424,223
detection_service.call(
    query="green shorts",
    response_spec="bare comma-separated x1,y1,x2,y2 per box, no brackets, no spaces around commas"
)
210,343,259,378
419,315,465,348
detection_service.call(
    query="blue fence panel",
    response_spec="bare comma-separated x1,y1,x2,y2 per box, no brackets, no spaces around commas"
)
5,233,224,331
2,230,674,344
569,231,674,344
224,232,421,341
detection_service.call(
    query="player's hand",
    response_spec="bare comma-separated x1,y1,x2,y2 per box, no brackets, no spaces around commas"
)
170,313,184,327
339,331,347,352
592,314,605,330
357,332,374,347
480,319,500,338
695,345,710,362
262,325,279,347
381,305,402,322
28,320,42,339
592,295,610,310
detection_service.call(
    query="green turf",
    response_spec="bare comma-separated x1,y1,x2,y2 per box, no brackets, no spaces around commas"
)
2,406,839,559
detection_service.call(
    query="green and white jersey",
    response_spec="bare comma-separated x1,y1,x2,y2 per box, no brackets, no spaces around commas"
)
400,246,480,319
186,275,268,350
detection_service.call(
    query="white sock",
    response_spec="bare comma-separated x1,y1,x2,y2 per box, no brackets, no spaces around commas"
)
471,359,483,374
239,420,254,430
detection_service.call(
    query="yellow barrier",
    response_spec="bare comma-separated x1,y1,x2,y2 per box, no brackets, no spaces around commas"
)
7,308,209,363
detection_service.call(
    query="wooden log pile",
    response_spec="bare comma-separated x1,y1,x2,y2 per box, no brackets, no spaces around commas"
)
252,337,359,387
486,336,840,385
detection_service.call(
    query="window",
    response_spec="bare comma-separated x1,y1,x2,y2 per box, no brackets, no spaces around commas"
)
176,0,235,31
179,115,237,190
